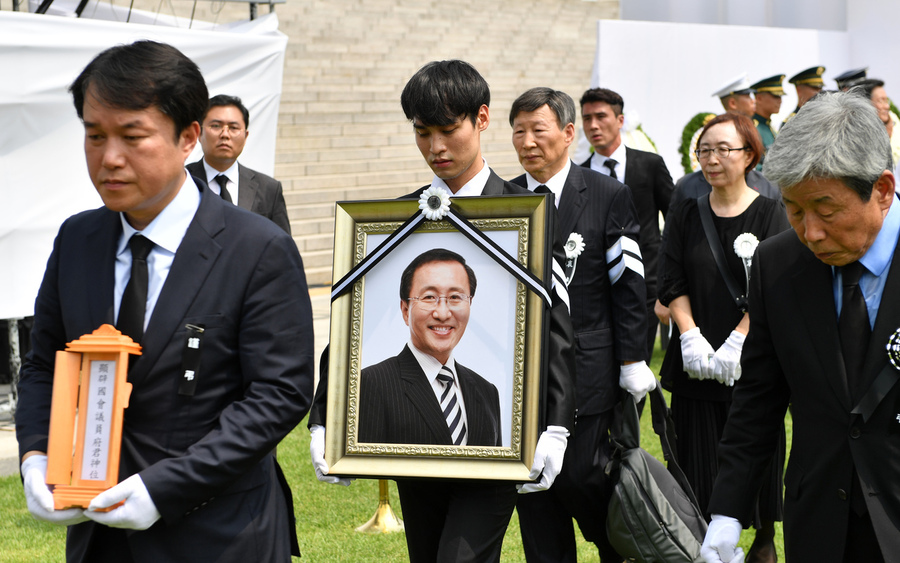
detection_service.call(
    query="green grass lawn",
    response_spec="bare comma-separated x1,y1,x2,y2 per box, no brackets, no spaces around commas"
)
0,339,788,561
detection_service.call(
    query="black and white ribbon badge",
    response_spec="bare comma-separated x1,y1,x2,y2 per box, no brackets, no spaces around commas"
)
179,324,205,396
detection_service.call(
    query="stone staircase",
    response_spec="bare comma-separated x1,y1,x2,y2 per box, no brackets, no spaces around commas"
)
107,0,619,285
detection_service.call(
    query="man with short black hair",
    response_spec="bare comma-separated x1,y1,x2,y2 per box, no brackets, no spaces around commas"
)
511,86,657,563
16,41,313,562
309,60,577,563
187,94,290,234
580,87,674,358
702,91,900,563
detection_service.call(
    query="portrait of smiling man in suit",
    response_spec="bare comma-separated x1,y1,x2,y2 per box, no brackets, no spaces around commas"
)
357,247,502,448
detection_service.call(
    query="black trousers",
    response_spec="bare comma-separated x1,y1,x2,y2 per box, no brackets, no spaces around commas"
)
517,411,621,563
397,479,517,563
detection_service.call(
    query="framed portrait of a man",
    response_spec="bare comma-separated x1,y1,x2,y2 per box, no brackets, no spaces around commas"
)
324,195,553,481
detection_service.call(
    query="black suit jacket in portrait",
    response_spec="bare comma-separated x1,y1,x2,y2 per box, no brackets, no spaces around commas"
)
708,225,900,562
15,180,314,562
358,345,502,447
187,159,291,235
581,148,673,302
513,164,647,416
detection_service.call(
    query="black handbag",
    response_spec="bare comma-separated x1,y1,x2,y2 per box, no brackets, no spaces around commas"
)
605,386,708,562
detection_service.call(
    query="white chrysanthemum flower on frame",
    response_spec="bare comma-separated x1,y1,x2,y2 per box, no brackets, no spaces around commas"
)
418,187,451,221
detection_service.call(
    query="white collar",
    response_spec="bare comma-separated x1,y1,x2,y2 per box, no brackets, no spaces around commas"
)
523,159,571,207
429,158,491,197
118,172,201,256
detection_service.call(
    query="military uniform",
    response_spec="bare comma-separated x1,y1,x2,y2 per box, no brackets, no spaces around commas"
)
749,74,785,170
782,66,825,129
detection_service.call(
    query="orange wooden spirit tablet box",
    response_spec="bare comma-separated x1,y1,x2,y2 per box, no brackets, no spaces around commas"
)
45,324,140,510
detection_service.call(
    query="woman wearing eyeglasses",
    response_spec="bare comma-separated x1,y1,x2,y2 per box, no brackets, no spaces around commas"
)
658,113,790,563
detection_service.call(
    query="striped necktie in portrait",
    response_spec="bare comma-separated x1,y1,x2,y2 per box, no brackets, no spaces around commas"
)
437,365,467,446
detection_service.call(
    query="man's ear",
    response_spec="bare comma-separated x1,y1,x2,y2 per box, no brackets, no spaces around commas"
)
180,122,201,157
563,122,576,147
476,104,490,132
400,299,411,327
873,169,896,213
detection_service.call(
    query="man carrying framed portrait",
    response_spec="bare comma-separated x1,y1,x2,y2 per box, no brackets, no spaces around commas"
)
309,60,578,563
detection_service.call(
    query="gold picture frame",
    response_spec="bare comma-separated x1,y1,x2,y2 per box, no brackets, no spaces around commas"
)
324,195,553,481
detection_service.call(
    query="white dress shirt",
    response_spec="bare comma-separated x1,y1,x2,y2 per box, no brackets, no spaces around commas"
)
201,159,240,205
521,158,571,208
589,142,628,183
428,158,492,197
114,172,201,330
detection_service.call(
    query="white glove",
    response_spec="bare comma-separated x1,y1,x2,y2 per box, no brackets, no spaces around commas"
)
21,454,88,526
310,425,353,486
619,361,658,402
85,474,160,530
701,514,745,563
517,425,569,494
680,327,715,380
710,331,745,387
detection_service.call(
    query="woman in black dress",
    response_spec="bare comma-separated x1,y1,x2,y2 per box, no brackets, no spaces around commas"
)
659,113,790,563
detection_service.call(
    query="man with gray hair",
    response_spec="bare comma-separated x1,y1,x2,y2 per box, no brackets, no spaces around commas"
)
509,86,656,563
702,91,900,563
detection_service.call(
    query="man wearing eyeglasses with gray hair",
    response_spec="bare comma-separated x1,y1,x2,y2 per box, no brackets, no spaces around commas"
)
357,247,502,447
187,94,291,234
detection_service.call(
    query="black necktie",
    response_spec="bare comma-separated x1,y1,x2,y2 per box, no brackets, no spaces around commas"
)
214,174,233,204
604,158,618,180
839,261,870,401
117,234,154,344
534,184,552,194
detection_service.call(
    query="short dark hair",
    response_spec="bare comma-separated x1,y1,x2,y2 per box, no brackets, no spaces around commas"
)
509,87,576,128
400,60,490,126
399,248,477,301
851,78,886,101
579,88,624,116
698,113,765,173
207,94,250,129
70,40,208,142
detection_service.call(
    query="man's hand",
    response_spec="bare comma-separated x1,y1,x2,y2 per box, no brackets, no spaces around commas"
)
85,474,160,530
654,299,671,326
619,361,658,402
21,454,88,526
710,331,745,386
701,514,745,563
517,426,568,494
310,425,353,486
680,327,715,380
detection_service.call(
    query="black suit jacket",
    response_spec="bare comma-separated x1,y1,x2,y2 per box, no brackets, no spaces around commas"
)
708,227,900,561
187,160,291,235
16,180,314,562
358,345,502,446
513,164,647,415
310,169,576,434
581,148,673,300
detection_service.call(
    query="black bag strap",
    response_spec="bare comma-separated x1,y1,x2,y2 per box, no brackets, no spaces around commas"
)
609,387,703,510
697,195,748,313
647,386,702,509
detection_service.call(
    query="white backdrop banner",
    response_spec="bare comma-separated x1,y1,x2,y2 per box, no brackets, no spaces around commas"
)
584,19,850,179
0,9,287,318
